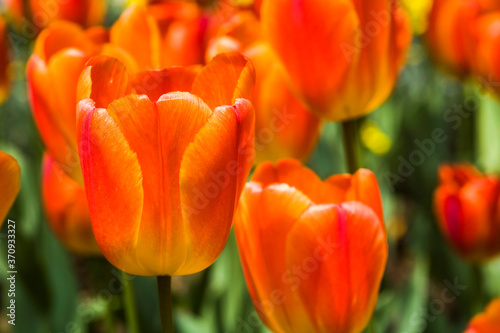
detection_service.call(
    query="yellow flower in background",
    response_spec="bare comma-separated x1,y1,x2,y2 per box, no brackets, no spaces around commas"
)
401,0,433,35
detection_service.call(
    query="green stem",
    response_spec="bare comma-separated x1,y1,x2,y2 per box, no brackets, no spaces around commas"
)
472,265,484,315
342,119,360,173
122,271,140,333
157,276,174,333
104,302,115,333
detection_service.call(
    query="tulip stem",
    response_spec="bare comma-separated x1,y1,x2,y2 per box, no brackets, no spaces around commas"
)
342,119,360,173
472,265,484,315
157,275,174,333
122,271,140,333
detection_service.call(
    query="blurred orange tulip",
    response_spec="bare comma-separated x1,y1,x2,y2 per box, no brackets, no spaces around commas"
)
76,53,255,276
426,0,500,77
260,0,411,122
234,159,387,333
111,3,207,69
0,15,10,105
27,21,104,184
3,0,105,30
0,151,21,227
434,164,500,262
42,154,100,255
27,4,214,183
469,12,500,95
465,298,500,333
207,11,321,163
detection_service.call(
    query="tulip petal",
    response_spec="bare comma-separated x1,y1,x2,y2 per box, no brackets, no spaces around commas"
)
34,21,98,63
465,298,500,333
176,100,253,275
0,152,21,224
261,0,358,114
191,52,255,110
105,92,212,275
27,55,82,182
77,99,145,275
252,159,346,204
42,154,100,255
235,182,313,332
131,67,200,102
77,55,133,109
110,5,161,70
286,202,387,333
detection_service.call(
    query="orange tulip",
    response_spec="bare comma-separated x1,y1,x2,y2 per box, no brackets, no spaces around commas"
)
27,4,212,183
434,164,500,262
0,15,10,105
426,0,500,77
111,3,207,69
3,0,105,30
76,53,255,276
42,154,100,255
0,151,21,227
464,298,500,333
260,0,411,122
469,12,500,95
234,159,387,333
207,11,321,163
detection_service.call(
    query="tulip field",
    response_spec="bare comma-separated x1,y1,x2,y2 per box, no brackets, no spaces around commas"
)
2,0,500,332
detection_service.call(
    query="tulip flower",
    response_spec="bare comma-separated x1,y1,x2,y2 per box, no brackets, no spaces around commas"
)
76,52,255,276
434,164,500,262
464,298,500,333
27,4,211,183
27,21,106,183
0,15,10,105
111,3,207,69
207,11,321,163
260,0,411,122
42,154,100,255
469,12,500,96
2,0,105,30
426,0,500,77
234,159,387,333
0,151,21,227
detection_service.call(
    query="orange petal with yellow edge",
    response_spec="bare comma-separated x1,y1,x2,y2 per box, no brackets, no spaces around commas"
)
235,182,313,332
77,98,145,275
178,100,254,275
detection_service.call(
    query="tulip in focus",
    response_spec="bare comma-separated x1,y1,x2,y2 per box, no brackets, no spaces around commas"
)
0,151,21,227
261,0,411,121
426,0,500,77
434,164,500,262
207,11,321,163
465,298,500,333
42,154,100,255
234,159,387,333
76,53,255,276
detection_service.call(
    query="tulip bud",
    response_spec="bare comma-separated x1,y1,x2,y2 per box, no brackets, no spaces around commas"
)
0,151,21,227
234,159,387,333
464,298,500,332
434,164,500,262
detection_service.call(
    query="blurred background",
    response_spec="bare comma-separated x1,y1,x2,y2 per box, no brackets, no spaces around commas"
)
1,0,500,332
